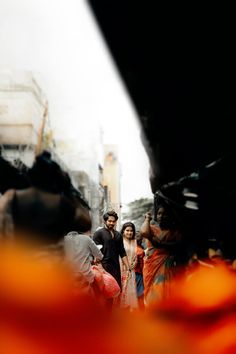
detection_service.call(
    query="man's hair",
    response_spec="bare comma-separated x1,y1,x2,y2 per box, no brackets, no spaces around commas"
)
28,151,66,193
103,210,118,221
66,231,79,237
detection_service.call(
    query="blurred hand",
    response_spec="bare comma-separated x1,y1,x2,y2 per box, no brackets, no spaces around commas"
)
144,212,152,221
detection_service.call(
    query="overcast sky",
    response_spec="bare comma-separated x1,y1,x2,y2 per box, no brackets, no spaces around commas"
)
0,0,153,204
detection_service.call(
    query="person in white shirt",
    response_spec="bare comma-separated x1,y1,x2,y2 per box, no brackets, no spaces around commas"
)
64,231,103,297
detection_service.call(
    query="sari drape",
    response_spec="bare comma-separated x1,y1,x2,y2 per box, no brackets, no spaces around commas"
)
143,225,179,307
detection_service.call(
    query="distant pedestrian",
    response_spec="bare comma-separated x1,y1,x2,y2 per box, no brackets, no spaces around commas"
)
140,199,182,307
64,231,103,298
119,221,138,311
93,210,130,310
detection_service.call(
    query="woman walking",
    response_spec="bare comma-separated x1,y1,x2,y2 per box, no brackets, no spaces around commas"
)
119,222,138,311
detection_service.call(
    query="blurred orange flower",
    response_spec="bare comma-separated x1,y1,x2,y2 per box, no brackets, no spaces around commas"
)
1,243,236,354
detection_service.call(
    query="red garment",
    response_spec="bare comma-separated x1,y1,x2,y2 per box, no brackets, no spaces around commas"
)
143,225,180,306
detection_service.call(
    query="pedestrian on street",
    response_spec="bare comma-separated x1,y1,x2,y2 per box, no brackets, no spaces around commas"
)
93,210,130,310
119,221,138,311
64,231,103,298
140,198,183,308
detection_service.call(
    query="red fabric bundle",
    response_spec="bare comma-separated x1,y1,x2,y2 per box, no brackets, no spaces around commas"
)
92,265,120,298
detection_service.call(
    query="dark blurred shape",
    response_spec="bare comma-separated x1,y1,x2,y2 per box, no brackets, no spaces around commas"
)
0,151,91,244
28,151,90,209
87,1,236,258
154,153,236,260
0,155,30,193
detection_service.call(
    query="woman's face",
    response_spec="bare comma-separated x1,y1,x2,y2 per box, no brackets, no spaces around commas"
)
156,206,171,228
123,226,134,240
157,206,167,221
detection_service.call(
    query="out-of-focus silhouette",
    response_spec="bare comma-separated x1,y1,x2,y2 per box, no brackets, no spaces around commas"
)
0,151,91,245
87,1,236,259
0,155,30,193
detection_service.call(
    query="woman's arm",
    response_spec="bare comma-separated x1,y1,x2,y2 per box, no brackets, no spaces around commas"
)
121,255,131,272
140,212,152,240
151,229,182,249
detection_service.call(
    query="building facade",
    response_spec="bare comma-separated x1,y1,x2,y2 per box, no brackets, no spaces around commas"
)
0,71,122,233
103,144,122,229
0,71,47,167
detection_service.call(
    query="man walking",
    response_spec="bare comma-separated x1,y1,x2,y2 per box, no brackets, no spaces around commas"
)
93,210,130,290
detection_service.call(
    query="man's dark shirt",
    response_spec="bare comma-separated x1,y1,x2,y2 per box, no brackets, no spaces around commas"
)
93,227,126,288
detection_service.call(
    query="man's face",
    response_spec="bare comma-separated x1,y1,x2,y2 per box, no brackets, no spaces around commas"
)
105,216,117,230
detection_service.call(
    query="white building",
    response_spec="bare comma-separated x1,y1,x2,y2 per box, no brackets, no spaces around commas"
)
0,71,47,167
0,70,108,232
51,122,106,232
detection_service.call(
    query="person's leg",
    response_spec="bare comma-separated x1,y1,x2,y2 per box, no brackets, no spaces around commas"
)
138,295,145,310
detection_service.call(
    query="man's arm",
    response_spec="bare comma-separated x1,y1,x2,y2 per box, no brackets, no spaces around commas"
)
64,235,75,262
89,238,103,261
93,230,102,245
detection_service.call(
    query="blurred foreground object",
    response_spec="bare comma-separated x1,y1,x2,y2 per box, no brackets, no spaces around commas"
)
87,1,236,260
1,244,236,353
0,151,91,245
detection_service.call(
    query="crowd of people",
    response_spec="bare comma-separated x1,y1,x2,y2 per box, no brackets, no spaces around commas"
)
0,151,235,315
1,151,236,353
60,198,234,311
